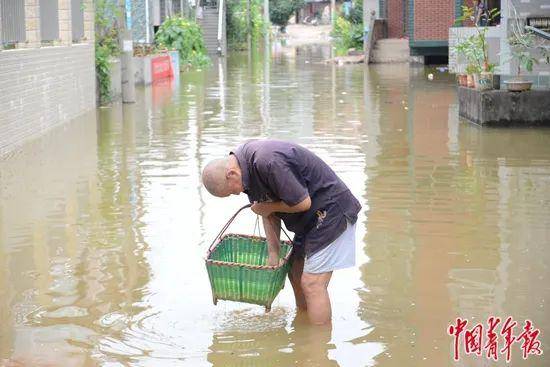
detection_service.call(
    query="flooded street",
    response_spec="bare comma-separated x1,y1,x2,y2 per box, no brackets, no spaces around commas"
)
1,45,550,366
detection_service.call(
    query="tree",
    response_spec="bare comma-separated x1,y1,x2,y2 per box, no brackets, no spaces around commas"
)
269,0,304,32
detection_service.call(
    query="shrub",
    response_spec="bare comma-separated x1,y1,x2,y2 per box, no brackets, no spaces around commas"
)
155,17,210,68
331,0,364,56
332,16,363,55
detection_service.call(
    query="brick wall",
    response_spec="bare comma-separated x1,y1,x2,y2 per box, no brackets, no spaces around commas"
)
387,0,405,38
0,44,95,155
0,0,95,155
413,0,455,41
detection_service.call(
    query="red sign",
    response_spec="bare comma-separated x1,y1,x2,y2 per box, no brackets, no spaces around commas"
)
151,55,173,82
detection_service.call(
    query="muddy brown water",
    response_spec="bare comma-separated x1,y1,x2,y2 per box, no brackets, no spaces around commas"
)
1,45,549,367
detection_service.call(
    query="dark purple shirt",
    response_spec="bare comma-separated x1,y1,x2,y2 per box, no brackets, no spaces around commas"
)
231,139,361,257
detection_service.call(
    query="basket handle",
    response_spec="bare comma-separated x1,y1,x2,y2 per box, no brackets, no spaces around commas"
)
207,203,294,253
208,203,252,252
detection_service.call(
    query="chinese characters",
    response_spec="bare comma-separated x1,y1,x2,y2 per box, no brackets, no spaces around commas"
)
448,317,543,362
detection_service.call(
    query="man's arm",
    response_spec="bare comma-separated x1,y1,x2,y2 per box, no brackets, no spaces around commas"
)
251,196,311,217
263,215,281,266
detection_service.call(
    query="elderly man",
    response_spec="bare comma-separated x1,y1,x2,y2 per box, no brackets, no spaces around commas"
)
202,139,361,325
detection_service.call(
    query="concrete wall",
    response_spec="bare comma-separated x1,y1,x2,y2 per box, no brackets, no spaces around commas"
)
0,0,95,156
458,87,550,126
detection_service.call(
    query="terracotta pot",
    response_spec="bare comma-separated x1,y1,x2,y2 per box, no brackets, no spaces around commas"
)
474,72,493,91
467,74,475,88
504,79,533,92
457,74,468,87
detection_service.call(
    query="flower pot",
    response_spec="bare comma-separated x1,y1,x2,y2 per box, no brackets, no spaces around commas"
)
474,72,493,91
504,79,533,92
457,74,468,87
467,74,475,88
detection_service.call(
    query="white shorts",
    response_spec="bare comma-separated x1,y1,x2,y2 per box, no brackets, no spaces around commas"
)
303,221,356,274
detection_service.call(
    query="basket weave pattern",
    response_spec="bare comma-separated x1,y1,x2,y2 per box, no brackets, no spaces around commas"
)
206,234,293,310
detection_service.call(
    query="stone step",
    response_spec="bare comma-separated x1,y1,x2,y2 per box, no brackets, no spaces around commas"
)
371,38,410,63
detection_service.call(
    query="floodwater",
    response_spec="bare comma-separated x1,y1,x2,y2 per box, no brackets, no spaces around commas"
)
1,44,550,367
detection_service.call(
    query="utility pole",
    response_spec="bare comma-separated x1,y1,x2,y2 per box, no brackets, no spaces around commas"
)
264,0,269,51
119,0,136,103
263,0,269,35
363,0,368,56
330,0,336,31
247,0,252,50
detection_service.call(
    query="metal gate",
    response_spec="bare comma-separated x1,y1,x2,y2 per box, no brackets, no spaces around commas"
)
40,0,59,41
1,0,26,44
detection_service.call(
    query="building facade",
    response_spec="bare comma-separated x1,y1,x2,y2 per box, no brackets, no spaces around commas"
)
0,0,95,156
378,0,475,57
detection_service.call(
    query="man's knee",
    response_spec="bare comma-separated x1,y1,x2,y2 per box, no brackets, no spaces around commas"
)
301,273,329,295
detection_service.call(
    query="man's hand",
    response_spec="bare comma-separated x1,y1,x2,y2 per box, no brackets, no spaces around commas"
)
251,202,273,217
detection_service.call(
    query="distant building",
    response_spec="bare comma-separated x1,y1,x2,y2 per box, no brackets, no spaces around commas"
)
297,0,333,24
377,0,468,59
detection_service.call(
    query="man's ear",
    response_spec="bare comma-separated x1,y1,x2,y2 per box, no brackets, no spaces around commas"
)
226,168,237,179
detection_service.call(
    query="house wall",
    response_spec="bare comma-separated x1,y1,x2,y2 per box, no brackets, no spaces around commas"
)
413,0,455,43
386,0,405,38
0,0,95,156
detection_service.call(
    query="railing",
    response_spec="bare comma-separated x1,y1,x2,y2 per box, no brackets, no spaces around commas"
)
364,14,387,64
217,0,224,56
525,25,550,41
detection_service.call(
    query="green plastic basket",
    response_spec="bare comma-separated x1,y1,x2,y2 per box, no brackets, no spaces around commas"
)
205,205,293,311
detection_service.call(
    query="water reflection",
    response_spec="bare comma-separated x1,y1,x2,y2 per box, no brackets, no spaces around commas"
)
1,43,549,366
208,311,337,367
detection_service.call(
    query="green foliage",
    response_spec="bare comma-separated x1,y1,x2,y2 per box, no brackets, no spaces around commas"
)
270,0,304,30
331,0,363,56
508,31,539,76
95,0,120,105
454,5,500,73
227,0,266,50
155,17,210,69
454,34,484,74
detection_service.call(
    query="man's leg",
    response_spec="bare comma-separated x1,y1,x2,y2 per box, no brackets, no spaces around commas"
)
301,271,333,325
288,255,308,310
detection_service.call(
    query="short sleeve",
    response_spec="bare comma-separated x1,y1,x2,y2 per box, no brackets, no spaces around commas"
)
266,160,309,206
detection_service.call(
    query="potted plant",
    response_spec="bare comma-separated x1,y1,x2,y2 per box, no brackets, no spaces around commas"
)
476,62,496,91
455,6,500,90
453,37,473,87
457,73,468,87
504,31,538,92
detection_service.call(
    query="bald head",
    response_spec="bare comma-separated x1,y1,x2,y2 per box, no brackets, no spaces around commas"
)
202,155,243,197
